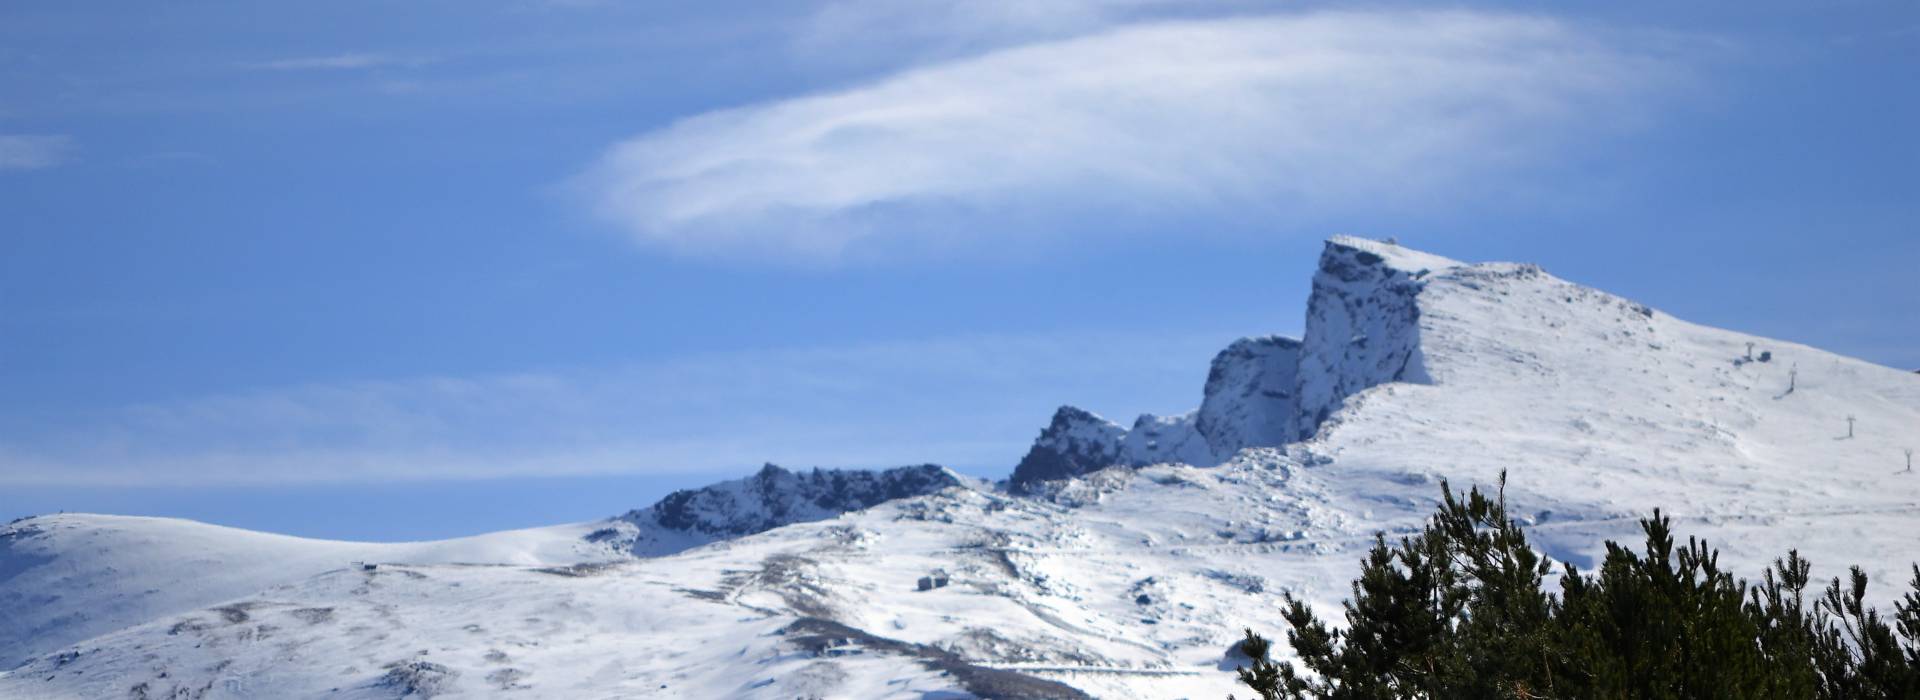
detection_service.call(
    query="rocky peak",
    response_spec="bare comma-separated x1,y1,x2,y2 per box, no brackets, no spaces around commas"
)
1292,237,1459,440
1008,406,1128,493
1316,235,1463,283
1006,236,1475,490
1009,335,1309,489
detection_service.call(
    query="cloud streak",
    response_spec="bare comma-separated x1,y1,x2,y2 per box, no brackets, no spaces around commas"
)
246,52,407,71
793,0,1187,66
576,10,1684,260
0,330,1229,486
0,134,72,170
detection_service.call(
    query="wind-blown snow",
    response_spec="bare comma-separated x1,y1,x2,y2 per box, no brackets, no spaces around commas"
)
4,238,1916,699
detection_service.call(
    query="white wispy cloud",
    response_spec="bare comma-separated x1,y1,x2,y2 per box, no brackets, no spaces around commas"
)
794,0,1186,65
0,331,1229,486
575,10,1685,260
0,134,73,170
246,52,405,71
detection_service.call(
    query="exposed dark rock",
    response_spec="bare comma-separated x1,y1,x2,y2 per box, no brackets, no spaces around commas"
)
485,667,529,690
532,561,623,578
286,608,334,625
1008,406,1126,493
377,661,456,698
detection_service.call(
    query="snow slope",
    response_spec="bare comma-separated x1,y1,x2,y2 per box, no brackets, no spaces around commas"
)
0,464,1353,699
4,237,1917,699
0,463,962,671
1295,240,1920,592
0,514,619,671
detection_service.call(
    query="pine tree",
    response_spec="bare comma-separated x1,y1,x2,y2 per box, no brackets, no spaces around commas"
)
1230,630,1283,700
1551,513,1782,697
1230,478,1920,699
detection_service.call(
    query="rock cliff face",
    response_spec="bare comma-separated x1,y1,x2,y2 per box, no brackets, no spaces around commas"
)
1008,337,1304,490
1292,236,1460,439
613,463,962,553
1196,336,1301,454
1010,236,1462,489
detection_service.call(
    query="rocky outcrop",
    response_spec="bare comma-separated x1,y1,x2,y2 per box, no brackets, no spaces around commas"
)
1009,337,1303,490
611,463,962,553
1008,407,1128,493
1009,407,1220,492
1292,236,1458,440
1008,236,1466,490
1196,336,1301,455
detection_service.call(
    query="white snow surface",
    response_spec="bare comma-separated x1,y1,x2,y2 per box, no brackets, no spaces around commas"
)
1120,411,1214,469
0,514,622,670
4,237,1918,699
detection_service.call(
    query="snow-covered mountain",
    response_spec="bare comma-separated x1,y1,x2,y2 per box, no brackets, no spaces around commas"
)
4,237,1916,699
0,463,963,672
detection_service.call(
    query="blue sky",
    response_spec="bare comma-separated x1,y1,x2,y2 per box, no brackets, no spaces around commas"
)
2,1,1915,540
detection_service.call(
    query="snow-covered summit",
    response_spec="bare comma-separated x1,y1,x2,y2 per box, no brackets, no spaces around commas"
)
1320,233,1464,276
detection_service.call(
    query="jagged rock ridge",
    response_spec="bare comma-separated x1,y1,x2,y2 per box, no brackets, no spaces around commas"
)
609,463,963,554
1011,236,1461,489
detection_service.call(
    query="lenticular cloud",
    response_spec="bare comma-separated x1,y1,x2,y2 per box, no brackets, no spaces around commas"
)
574,10,1676,259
